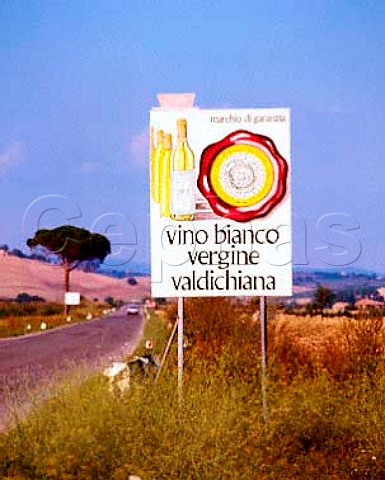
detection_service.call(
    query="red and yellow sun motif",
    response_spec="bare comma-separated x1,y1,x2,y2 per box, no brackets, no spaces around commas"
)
198,130,288,222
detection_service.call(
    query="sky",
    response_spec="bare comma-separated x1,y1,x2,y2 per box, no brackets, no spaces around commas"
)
0,0,384,273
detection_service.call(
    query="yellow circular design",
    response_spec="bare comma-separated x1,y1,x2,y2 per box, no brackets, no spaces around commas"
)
210,144,275,207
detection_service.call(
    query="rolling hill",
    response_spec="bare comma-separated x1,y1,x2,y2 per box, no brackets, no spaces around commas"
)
0,254,150,302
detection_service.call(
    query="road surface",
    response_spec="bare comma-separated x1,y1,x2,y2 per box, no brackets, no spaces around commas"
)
0,307,145,429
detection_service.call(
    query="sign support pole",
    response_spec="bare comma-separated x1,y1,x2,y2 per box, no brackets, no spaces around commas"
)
155,317,178,383
260,295,268,421
177,296,184,404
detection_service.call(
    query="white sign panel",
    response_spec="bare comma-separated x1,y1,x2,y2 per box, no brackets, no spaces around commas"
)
150,107,292,297
65,292,81,305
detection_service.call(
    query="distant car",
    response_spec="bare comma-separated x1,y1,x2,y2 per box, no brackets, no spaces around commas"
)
126,303,140,315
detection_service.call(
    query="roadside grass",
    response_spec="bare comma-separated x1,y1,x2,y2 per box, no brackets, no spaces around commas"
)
1,299,385,479
0,300,112,338
132,307,172,358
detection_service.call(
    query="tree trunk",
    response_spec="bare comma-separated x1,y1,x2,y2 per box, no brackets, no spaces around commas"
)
64,261,70,317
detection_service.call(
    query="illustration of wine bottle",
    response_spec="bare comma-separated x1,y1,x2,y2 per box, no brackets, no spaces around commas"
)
149,126,155,200
160,133,173,217
151,129,164,203
170,119,195,221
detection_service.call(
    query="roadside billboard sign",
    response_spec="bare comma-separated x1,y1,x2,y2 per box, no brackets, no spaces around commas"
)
150,107,292,298
64,292,81,306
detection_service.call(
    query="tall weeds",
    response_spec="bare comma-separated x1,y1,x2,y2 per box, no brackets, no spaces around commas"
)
1,302,385,479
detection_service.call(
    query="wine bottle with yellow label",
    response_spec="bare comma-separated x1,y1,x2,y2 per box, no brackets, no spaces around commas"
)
160,133,172,217
170,119,195,221
151,129,164,203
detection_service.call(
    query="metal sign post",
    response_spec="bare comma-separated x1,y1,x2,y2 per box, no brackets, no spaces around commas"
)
177,296,184,404
155,317,178,383
260,296,268,421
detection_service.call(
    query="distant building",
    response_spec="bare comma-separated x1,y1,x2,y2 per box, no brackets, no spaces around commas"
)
294,297,312,306
355,298,385,310
376,287,385,300
331,301,350,313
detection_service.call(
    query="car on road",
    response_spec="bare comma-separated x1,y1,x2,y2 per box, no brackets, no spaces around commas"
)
126,303,140,315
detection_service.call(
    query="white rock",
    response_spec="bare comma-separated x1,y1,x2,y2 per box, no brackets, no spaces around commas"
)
103,361,131,393
103,362,128,378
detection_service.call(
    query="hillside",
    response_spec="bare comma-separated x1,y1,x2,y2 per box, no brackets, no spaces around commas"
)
0,255,150,302
1,254,382,304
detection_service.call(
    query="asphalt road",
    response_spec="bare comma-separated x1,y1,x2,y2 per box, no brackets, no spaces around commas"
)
0,307,145,429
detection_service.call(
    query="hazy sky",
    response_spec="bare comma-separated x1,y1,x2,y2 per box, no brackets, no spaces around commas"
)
1,1,384,272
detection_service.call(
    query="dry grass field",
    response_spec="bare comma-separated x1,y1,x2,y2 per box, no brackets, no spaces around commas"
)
273,313,349,347
0,255,150,302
